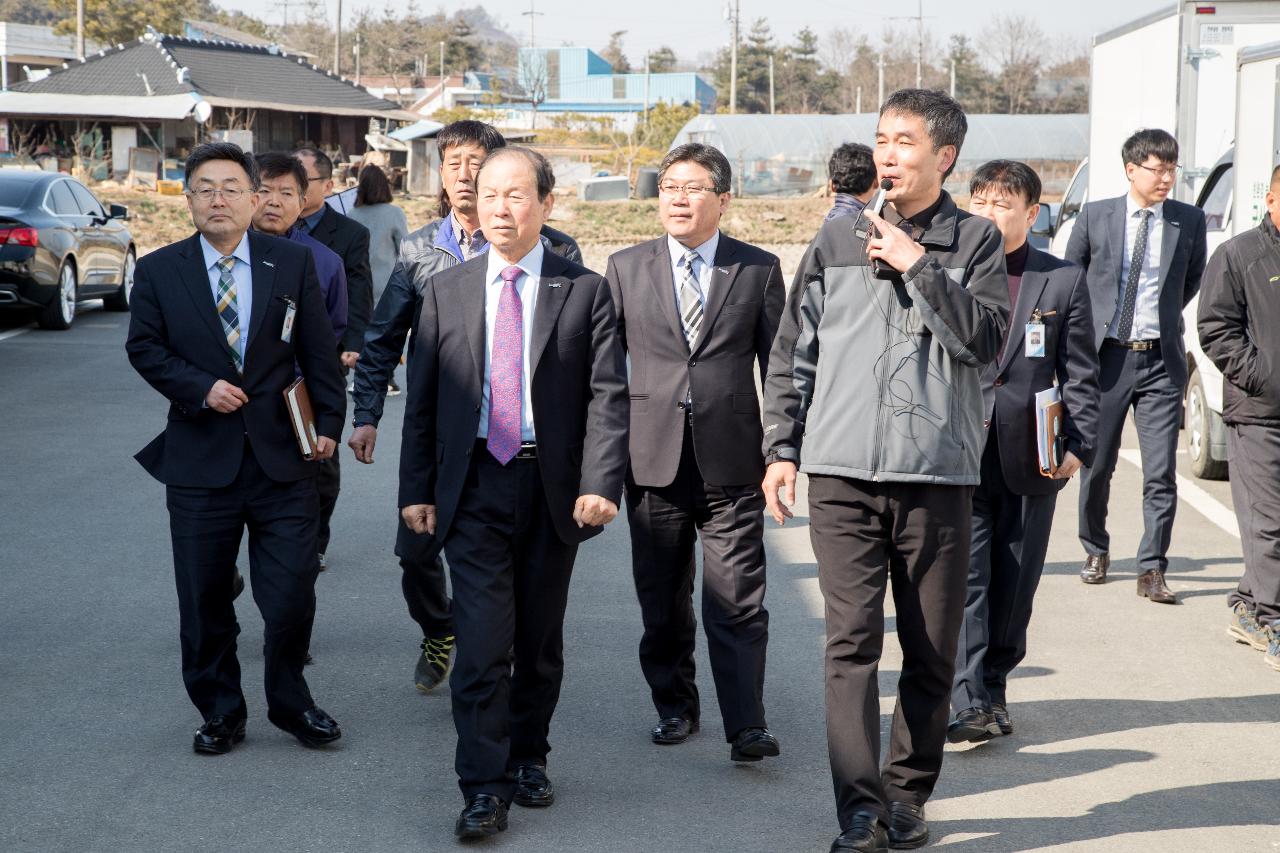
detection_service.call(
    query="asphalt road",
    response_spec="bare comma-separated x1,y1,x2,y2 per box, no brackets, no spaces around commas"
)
1,302,1277,852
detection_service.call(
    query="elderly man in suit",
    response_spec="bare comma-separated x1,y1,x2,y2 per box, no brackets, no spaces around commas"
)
125,142,347,754
293,146,373,571
949,160,1100,744
399,146,628,840
605,143,785,762
1067,128,1207,604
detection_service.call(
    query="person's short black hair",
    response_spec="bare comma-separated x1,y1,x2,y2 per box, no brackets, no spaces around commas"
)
1271,163,1280,190
828,142,876,195
437,120,507,158
255,151,308,195
477,146,556,202
970,159,1042,206
658,143,732,194
293,146,334,179
880,88,968,178
355,164,394,206
185,141,258,188
1122,129,1178,167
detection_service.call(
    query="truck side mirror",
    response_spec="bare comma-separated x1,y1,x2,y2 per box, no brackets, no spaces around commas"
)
1031,203,1055,238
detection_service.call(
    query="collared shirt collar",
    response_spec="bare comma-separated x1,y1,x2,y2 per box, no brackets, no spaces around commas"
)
486,239,545,285
455,214,484,247
302,205,327,234
1126,193,1164,220
667,231,719,269
199,231,251,271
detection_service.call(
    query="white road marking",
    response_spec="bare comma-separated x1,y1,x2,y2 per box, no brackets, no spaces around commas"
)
1118,448,1239,538
0,324,33,341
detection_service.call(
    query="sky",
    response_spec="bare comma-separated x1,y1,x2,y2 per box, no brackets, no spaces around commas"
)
215,0,1169,63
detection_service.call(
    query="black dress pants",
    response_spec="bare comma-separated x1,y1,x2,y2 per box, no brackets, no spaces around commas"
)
165,441,321,721
1078,343,1182,572
1228,422,1280,625
807,474,972,828
394,514,453,638
316,451,340,556
625,421,769,740
444,449,578,802
952,435,1057,712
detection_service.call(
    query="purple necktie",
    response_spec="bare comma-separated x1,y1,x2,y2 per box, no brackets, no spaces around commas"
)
487,265,524,465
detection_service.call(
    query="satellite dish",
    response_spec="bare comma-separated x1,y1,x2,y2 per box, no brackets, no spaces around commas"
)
193,99,213,124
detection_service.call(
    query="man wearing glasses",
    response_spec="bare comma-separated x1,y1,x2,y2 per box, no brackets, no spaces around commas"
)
1067,129,1207,604
126,142,347,754
605,143,785,762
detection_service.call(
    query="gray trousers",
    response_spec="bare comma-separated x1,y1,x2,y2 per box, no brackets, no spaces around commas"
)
1078,343,1182,572
953,435,1057,712
1227,422,1280,625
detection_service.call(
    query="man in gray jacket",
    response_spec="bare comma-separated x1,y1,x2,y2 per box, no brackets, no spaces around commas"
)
761,89,1009,853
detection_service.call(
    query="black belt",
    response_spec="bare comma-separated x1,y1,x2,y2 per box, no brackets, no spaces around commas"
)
474,439,538,459
1104,338,1160,352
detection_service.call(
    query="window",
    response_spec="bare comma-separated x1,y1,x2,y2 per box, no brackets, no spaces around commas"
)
68,181,104,218
47,181,80,216
1199,164,1232,232
1057,160,1089,227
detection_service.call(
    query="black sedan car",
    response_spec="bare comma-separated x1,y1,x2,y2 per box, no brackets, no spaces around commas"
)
0,170,135,329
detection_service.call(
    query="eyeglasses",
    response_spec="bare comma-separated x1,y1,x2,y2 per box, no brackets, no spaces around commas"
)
659,182,719,199
305,175,326,184
186,187,250,202
1136,164,1181,180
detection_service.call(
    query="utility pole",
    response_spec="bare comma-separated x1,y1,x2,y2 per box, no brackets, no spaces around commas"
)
280,0,292,31
768,54,775,114
522,0,543,48
916,0,924,88
76,0,84,61
353,32,362,85
333,0,342,75
949,57,956,99
439,40,445,82
877,51,885,108
726,0,740,114
856,85,862,114
643,51,651,126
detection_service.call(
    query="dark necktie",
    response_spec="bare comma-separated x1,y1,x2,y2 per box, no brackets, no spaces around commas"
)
1116,209,1153,341
487,265,524,464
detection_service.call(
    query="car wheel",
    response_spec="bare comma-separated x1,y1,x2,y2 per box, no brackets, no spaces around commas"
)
37,261,77,330
104,250,135,312
1187,368,1228,480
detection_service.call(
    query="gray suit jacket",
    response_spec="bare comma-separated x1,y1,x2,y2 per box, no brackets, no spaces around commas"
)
397,249,629,547
1064,195,1207,387
606,234,785,488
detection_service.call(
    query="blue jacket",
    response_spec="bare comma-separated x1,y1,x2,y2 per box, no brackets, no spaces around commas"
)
286,226,348,347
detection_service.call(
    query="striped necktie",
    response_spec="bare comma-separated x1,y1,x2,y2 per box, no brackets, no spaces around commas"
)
215,256,243,373
678,249,704,346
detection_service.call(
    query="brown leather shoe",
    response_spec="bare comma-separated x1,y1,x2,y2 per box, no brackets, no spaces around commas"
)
1136,570,1177,604
1080,553,1109,584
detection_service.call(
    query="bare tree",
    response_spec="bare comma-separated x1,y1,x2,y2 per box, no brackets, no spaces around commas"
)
517,50,550,129
982,14,1046,114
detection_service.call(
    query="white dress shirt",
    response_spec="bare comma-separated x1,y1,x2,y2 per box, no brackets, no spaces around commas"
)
666,231,719,314
199,232,252,364
477,240,543,442
1110,195,1164,341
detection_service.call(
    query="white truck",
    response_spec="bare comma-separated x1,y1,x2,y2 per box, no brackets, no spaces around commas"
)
1042,0,1280,479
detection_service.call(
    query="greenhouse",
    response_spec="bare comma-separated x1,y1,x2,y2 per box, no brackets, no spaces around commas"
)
670,113,1089,198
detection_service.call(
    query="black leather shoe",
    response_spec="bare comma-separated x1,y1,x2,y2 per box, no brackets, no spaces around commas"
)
831,811,888,852
1080,553,1109,584
455,794,508,839
192,714,245,755
267,706,341,747
232,570,245,600
651,715,698,744
513,764,554,807
730,727,781,762
887,802,928,849
1137,569,1177,604
991,702,1013,735
947,707,1000,743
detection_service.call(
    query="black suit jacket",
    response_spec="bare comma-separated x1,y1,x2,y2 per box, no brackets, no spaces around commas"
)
606,234,784,487
308,205,372,353
984,247,1101,496
126,232,347,487
398,249,629,546
1065,195,1207,386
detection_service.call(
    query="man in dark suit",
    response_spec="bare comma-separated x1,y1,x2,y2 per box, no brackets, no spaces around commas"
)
125,142,347,754
399,147,628,840
294,146,373,571
949,160,1100,743
1066,128,1207,604
605,143,784,762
